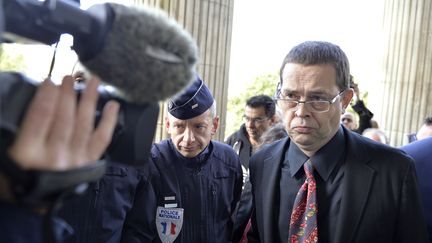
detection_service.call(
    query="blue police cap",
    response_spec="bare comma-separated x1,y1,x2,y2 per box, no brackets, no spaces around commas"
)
168,77,214,120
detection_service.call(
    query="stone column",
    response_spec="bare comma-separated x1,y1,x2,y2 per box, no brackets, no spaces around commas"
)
134,0,235,142
373,0,432,146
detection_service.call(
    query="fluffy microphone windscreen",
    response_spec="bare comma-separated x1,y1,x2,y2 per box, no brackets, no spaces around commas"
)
81,3,198,104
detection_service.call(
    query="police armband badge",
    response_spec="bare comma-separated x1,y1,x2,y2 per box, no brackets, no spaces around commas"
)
156,196,184,243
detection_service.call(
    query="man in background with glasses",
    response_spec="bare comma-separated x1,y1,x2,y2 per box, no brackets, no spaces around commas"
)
225,95,276,178
247,41,428,243
226,95,276,242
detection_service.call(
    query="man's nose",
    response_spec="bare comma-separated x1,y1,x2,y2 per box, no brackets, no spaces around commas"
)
246,120,256,128
294,103,310,117
183,127,195,142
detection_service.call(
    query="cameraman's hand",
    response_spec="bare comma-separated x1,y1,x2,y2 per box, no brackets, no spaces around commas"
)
7,75,119,171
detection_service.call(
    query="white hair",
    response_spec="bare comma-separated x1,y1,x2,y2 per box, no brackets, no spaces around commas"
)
209,100,217,118
362,128,387,144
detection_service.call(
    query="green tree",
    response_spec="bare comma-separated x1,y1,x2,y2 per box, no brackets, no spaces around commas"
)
0,45,27,71
225,73,279,138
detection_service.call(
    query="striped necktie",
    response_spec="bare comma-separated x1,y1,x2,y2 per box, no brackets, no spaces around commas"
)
288,160,318,243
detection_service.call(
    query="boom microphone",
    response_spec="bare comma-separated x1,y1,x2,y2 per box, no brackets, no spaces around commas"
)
1,0,200,167
3,0,199,103
0,0,200,208
78,3,198,103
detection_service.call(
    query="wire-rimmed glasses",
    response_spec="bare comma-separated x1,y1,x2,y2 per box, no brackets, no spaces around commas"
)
242,115,270,124
274,90,346,113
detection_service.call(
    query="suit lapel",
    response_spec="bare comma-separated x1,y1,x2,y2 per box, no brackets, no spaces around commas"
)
334,130,376,243
260,138,289,242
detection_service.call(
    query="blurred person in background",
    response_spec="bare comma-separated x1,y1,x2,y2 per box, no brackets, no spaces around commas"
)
417,116,432,141
225,95,276,181
407,116,432,143
233,123,288,243
400,137,432,242
340,76,374,135
362,128,388,144
340,111,357,130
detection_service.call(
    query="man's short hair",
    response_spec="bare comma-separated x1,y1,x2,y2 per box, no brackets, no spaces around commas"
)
279,41,351,92
246,95,276,118
423,116,432,126
209,102,217,119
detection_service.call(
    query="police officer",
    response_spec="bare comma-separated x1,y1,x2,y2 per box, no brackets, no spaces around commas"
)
58,162,158,243
149,77,243,243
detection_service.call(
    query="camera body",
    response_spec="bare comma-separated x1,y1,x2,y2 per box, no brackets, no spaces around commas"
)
0,72,159,166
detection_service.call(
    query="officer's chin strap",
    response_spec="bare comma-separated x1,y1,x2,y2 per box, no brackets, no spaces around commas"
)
0,148,107,243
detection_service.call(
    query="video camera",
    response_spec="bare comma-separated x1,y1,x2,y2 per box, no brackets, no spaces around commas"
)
1,0,161,166
0,72,159,166
0,0,160,205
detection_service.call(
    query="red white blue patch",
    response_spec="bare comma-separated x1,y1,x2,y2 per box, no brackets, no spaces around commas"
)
156,206,184,243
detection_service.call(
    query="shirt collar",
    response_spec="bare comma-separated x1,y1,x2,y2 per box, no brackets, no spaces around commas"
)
287,126,345,181
287,141,309,177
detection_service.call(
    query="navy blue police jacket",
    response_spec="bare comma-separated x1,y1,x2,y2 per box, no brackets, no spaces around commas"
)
149,139,243,243
58,161,159,243
0,200,72,243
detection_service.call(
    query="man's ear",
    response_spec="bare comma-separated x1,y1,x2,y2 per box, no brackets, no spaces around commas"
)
270,115,277,125
165,116,171,134
211,116,220,135
341,88,354,110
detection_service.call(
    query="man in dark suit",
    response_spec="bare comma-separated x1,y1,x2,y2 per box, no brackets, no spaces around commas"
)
247,41,429,243
400,137,432,242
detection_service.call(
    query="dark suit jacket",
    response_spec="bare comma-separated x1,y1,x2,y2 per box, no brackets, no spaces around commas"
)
401,137,432,242
248,127,429,243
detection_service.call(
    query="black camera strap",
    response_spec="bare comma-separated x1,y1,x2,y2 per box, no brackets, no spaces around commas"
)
0,150,107,207
47,41,59,78
0,146,108,242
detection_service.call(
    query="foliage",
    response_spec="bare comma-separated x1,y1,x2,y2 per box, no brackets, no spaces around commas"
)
225,73,279,138
0,45,27,71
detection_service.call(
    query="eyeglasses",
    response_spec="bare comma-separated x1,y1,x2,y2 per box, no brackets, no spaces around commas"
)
275,90,346,113
243,115,269,124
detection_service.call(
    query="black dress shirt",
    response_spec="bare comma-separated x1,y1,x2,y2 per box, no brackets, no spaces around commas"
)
278,127,346,243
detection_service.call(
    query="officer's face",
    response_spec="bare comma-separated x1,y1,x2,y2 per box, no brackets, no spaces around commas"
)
279,63,353,156
166,109,219,158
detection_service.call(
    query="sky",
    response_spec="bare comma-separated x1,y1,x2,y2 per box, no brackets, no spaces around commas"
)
2,0,133,83
5,0,386,94
228,0,385,97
